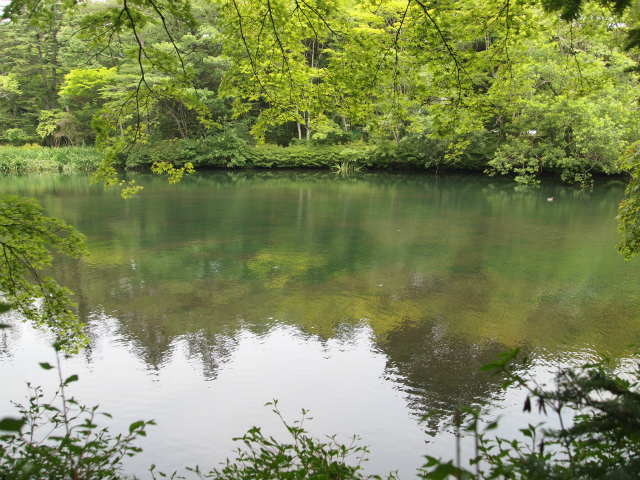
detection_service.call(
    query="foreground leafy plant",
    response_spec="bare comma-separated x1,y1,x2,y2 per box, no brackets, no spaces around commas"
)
0,343,154,480
155,400,395,480
420,347,640,479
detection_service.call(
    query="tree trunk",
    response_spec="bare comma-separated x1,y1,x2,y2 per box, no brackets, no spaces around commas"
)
50,8,59,110
392,127,401,147
36,31,51,111
165,101,188,139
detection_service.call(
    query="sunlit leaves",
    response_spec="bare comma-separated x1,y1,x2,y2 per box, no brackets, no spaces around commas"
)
617,141,640,259
484,7,640,184
150,160,195,184
59,67,118,106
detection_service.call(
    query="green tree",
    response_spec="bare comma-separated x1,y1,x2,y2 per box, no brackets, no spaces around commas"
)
616,141,640,259
482,5,639,185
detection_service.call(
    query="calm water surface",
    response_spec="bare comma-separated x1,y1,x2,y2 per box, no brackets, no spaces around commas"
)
1,171,640,478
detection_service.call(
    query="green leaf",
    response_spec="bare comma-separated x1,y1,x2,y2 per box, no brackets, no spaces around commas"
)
53,339,69,352
479,362,498,372
486,421,499,430
39,362,54,370
64,374,79,385
129,420,145,434
0,416,25,432
424,461,465,480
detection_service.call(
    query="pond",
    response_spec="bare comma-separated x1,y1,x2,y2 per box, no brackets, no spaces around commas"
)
1,171,640,478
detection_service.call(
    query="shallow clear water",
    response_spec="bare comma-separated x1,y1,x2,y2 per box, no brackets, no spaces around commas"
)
1,171,639,478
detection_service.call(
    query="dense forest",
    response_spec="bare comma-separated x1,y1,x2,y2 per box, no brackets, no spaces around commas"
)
0,0,639,186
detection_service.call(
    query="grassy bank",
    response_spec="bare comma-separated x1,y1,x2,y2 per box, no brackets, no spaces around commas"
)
0,141,627,185
0,141,464,175
0,145,103,174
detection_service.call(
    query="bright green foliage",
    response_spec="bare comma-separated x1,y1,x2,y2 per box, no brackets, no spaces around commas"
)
214,0,640,173
36,109,85,147
0,75,20,99
485,7,639,185
59,67,118,105
0,350,154,479
420,347,640,479
151,160,195,184
216,0,341,141
617,141,640,259
0,145,103,174
117,179,144,199
0,194,87,352
1,0,638,186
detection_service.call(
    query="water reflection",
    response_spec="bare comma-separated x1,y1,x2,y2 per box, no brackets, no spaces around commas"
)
380,317,511,435
2,171,640,477
1,317,431,478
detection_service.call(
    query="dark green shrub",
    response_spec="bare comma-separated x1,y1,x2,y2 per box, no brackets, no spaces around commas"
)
121,139,185,170
188,130,252,167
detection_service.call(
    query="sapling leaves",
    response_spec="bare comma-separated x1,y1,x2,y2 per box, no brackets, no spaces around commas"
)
0,360,154,479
